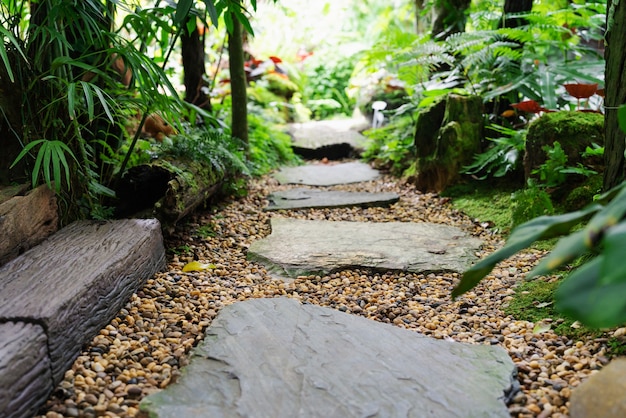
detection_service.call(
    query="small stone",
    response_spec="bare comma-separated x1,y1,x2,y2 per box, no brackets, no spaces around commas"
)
83,393,98,405
126,384,143,397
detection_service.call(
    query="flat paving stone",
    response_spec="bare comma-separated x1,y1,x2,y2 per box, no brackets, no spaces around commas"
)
265,188,399,211
272,162,380,186
140,298,517,418
288,118,369,150
248,218,483,278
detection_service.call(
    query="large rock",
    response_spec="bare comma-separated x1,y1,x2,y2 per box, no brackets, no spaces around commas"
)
0,322,51,418
0,219,165,391
570,357,626,418
524,111,604,182
0,184,58,267
273,162,380,186
248,218,483,278
140,298,517,418
265,188,399,211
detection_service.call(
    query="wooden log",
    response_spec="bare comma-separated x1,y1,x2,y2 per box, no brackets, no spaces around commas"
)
116,159,225,231
0,219,165,385
0,321,52,418
0,184,58,267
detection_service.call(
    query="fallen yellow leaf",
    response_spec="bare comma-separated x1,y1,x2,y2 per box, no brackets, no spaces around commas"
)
182,261,216,272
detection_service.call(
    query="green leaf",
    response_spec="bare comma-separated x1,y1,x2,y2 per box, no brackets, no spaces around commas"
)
529,229,590,277
79,81,95,121
10,139,45,169
174,0,193,26
67,82,76,120
539,71,556,110
599,222,626,285
202,0,220,27
584,184,626,247
453,204,602,298
556,256,626,328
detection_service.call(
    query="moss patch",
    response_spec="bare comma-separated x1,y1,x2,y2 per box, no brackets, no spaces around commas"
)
442,179,518,235
504,277,602,340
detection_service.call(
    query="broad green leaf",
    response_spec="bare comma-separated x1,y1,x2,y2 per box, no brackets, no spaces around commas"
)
529,229,590,278
453,204,602,298
556,256,626,328
584,184,626,247
599,222,626,285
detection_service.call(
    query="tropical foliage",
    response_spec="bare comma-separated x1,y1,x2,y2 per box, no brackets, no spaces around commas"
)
0,0,295,222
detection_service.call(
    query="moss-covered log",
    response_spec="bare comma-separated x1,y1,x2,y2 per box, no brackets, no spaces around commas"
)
115,158,225,231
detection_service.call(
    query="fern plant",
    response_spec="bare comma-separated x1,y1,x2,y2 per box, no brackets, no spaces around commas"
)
461,124,525,180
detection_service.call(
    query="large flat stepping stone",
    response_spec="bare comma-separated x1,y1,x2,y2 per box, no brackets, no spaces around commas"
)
0,219,165,415
273,162,380,186
140,298,516,417
248,219,483,278
289,118,369,150
265,188,399,211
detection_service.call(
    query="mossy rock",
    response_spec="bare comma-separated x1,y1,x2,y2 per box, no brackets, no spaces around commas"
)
524,111,604,181
562,174,603,212
410,94,483,192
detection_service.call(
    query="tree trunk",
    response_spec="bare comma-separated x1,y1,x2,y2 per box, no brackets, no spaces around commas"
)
228,7,249,147
500,0,533,28
603,0,626,191
414,0,426,34
431,0,471,40
181,17,211,114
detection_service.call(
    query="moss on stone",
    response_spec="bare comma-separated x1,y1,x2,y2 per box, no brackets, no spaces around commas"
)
524,111,604,181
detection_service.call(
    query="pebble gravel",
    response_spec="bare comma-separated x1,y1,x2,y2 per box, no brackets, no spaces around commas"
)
38,166,616,417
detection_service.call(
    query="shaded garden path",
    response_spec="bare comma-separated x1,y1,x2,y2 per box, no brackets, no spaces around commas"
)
35,119,610,417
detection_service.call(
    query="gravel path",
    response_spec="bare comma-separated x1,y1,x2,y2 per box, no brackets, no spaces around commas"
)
38,167,612,417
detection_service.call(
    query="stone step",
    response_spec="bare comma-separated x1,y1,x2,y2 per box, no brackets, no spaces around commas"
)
272,162,381,186
248,218,483,278
288,118,369,151
265,188,399,211
0,219,165,417
140,298,517,417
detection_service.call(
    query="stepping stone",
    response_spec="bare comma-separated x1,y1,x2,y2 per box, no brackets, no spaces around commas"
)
248,218,483,278
288,118,369,150
140,298,517,417
273,162,380,186
265,188,399,211
0,219,165,415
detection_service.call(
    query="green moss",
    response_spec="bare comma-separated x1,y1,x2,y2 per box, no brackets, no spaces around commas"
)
505,277,602,340
443,179,517,235
511,184,554,228
561,173,603,212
